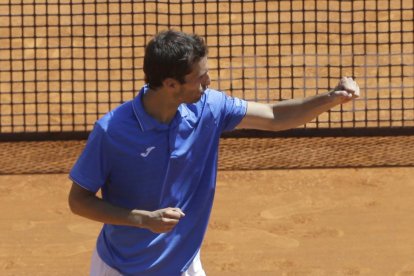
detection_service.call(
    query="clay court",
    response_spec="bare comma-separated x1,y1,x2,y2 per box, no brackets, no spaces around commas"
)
1,137,414,275
1,1,414,275
2,167,414,275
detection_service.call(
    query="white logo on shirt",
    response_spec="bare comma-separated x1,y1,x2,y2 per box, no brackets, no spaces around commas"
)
140,146,156,157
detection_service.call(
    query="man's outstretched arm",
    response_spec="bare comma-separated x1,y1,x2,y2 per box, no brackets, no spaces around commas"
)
237,77,360,131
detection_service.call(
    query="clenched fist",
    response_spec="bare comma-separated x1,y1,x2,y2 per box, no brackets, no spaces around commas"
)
331,77,360,104
135,207,186,234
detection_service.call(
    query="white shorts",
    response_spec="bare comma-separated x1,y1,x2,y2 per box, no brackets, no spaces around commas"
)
90,248,206,276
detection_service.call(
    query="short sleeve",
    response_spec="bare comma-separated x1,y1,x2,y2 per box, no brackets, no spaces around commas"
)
206,90,247,132
69,122,111,193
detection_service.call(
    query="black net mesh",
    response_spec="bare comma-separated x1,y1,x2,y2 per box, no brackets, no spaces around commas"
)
1,0,413,135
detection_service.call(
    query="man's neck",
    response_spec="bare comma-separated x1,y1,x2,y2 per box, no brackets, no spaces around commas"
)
141,88,180,124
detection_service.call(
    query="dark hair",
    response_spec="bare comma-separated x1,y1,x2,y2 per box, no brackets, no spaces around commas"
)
143,30,208,89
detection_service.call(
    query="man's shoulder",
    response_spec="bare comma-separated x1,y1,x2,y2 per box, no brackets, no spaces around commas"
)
200,88,227,110
203,88,243,106
204,88,225,101
95,100,135,132
203,88,241,112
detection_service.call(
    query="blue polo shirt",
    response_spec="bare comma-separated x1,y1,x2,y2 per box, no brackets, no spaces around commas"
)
69,85,247,275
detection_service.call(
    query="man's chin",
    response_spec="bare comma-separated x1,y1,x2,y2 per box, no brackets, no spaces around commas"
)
193,93,203,103
195,95,202,102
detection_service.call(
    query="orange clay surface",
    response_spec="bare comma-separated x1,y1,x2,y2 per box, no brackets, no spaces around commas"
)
1,168,414,275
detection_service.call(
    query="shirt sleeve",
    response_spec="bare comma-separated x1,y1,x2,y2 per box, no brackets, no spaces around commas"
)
207,90,247,132
69,122,111,193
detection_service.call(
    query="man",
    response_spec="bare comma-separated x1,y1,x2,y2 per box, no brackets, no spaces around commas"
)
68,30,360,275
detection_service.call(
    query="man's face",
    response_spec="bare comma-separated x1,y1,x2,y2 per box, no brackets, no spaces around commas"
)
178,56,211,104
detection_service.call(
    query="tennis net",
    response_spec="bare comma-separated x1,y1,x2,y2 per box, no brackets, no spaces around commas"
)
1,0,413,138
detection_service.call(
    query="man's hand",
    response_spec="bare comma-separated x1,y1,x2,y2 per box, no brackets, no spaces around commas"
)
135,207,185,234
330,77,360,104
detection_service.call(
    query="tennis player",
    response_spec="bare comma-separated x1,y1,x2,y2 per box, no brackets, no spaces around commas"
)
68,30,360,276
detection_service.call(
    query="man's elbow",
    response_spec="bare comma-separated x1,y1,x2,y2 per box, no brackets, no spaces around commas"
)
68,191,81,215
68,183,92,215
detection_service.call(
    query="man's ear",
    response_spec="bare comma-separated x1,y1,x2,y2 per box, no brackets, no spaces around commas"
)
162,78,180,90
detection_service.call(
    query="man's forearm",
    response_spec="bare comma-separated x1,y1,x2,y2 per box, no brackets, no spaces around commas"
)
68,188,147,228
271,90,340,130
68,183,185,233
